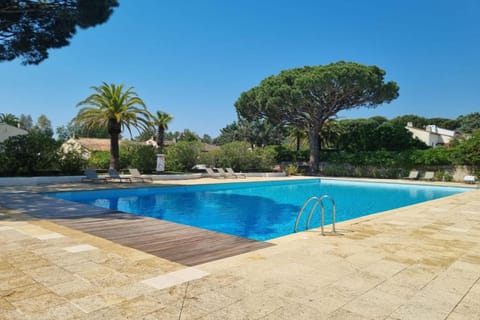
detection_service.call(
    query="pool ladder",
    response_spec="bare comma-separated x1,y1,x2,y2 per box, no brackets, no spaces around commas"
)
294,195,336,236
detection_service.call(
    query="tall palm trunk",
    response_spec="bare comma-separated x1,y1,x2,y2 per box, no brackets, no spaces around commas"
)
156,126,165,153
108,118,122,170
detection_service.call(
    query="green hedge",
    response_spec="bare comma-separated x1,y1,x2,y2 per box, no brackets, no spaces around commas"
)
198,141,277,172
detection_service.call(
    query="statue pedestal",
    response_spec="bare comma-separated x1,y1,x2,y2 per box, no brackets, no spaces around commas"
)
156,154,165,172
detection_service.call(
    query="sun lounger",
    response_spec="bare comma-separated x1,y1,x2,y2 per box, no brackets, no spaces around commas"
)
205,168,226,178
128,168,153,182
464,175,477,184
107,168,132,183
406,170,419,180
421,171,435,181
81,169,107,183
217,168,237,178
226,168,246,178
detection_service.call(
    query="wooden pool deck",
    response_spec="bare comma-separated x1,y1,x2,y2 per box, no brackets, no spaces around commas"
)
0,192,272,266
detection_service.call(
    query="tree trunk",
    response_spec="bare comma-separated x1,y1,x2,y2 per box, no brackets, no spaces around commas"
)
108,119,121,170
157,126,164,153
308,126,320,173
296,135,300,152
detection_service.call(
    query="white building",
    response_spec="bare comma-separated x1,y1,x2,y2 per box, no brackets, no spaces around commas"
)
405,122,456,147
0,123,28,143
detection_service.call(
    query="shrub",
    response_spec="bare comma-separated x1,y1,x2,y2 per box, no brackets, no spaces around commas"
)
129,145,157,172
58,150,88,175
320,163,405,179
274,145,308,162
285,164,298,175
165,141,203,172
88,151,110,169
450,130,480,167
321,150,412,167
0,131,59,176
213,142,277,172
198,150,220,168
120,142,157,172
410,148,452,166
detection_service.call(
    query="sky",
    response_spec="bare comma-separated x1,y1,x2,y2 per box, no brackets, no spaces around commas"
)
1,0,479,138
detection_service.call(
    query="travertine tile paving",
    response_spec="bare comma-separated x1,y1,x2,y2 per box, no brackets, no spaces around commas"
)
0,179,479,319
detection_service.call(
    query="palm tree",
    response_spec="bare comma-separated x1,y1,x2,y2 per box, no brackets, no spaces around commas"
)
153,111,173,153
75,82,152,170
0,113,19,127
320,119,342,150
288,127,306,151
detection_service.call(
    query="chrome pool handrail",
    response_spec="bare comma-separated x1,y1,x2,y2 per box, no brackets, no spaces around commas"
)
294,194,336,236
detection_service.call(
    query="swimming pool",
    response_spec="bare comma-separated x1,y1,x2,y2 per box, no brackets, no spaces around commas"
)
46,179,470,241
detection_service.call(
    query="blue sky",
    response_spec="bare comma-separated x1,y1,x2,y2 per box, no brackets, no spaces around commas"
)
1,0,479,137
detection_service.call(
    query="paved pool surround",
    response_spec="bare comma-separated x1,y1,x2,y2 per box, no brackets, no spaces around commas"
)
0,177,479,319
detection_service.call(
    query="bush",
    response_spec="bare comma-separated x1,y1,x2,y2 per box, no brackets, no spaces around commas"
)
58,150,88,175
0,131,60,176
88,151,110,169
212,142,277,172
197,150,220,168
165,141,203,172
321,150,412,167
450,130,480,167
120,142,157,172
285,164,298,175
274,145,309,162
410,148,452,166
320,163,406,179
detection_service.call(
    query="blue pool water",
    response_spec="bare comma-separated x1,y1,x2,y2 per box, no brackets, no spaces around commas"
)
45,179,470,241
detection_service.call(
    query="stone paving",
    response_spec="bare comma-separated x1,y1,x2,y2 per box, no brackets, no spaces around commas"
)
0,178,479,319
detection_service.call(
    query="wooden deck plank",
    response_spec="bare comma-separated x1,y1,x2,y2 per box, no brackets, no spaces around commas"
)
1,192,273,266
54,214,272,265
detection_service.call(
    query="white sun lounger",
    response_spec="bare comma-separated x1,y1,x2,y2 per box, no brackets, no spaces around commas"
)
464,175,477,184
226,168,246,178
205,168,226,178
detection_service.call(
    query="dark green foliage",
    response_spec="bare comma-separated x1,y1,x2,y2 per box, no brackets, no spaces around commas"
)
456,112,480,133
75,82,152,170
18,114,33,130
335,118,382,151
58,150,88,175
201,134,213,144
320,164,407,179
0,113,19,126
409,148,452,166
427,118,459,130
87,151,110,169
214,122,246,145
321,150,413,167
373,122,426,151
135,128,156,142
165,141,203,172
57,119,110,140
334,118,425,152
0,131,59,176
449,130,480,167
390,115,429,128
198,141,277,172
120,142,157,173
178,129,200,142
31,114,54,137
86,143,157,172
153,111,174,153
241,119,287,147
235,61,399,170
0,0,119,64
274,145,309,163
